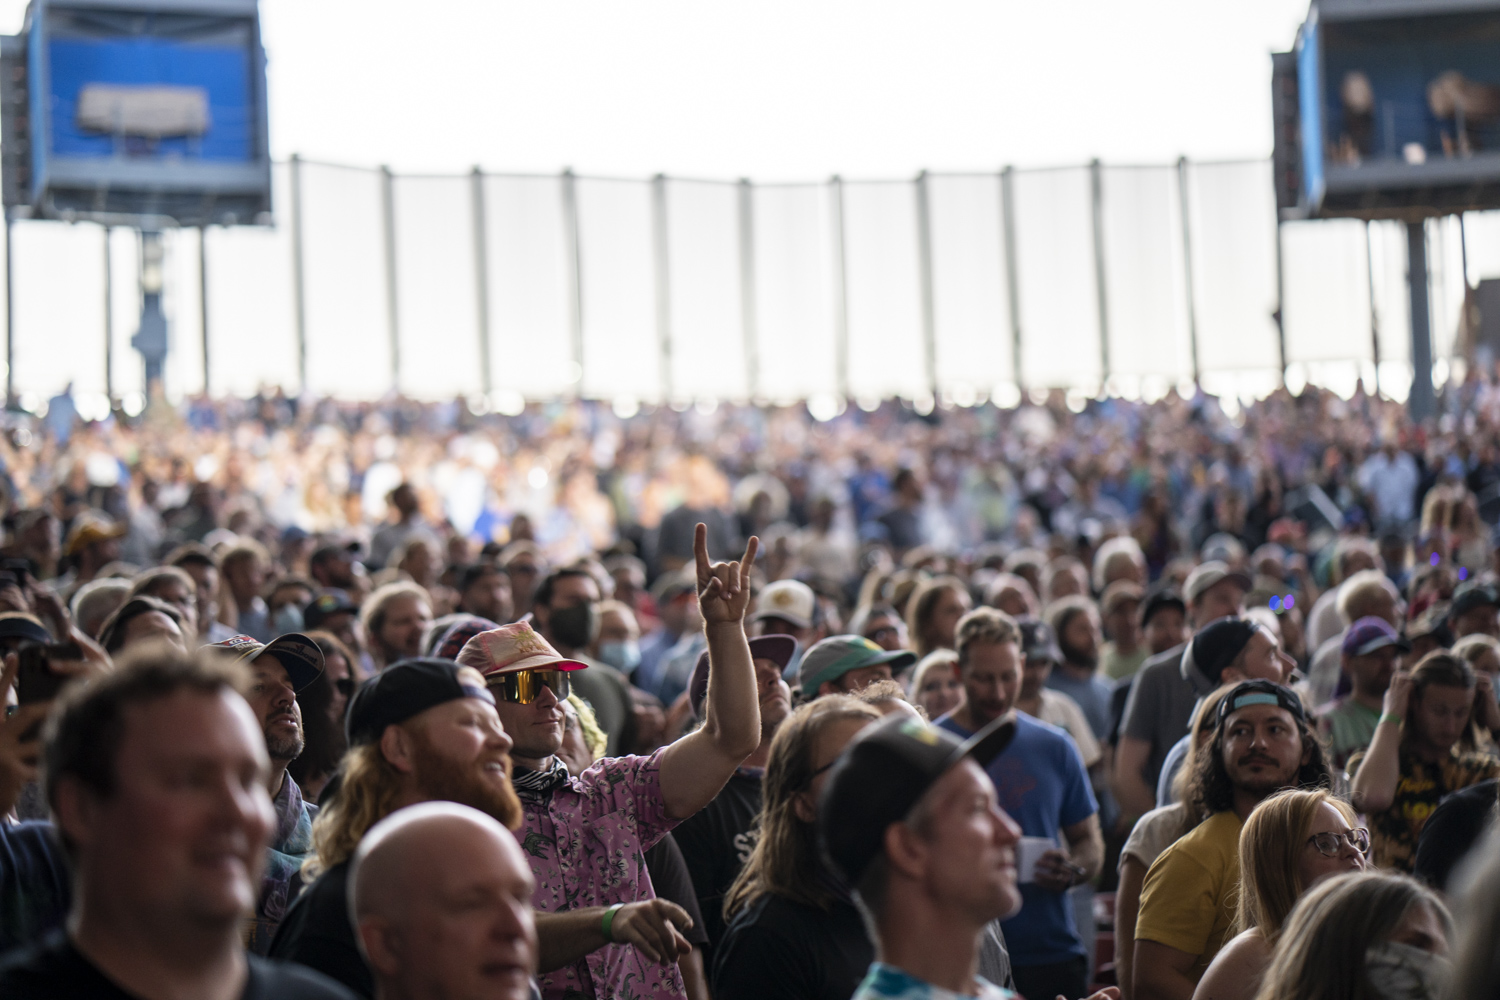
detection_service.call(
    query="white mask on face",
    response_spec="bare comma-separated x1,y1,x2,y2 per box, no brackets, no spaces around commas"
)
1364,940,1451,1000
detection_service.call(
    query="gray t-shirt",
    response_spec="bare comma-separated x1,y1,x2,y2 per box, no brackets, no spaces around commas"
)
1119,645,1196,790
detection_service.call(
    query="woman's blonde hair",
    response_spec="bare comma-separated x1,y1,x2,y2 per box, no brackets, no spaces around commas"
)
567,693,608,761
1253,872,1450,1000
723,696,880,918
905,575,969,659
304,741,406,879
1235,789,1358,944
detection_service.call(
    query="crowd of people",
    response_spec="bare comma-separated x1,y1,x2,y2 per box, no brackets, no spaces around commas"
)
3,375,1500,999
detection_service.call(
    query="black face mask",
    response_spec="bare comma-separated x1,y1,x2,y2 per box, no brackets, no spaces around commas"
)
548,603,596,650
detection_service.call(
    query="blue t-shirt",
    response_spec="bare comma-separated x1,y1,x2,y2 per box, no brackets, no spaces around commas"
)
1044,671,1113,740
937,712,1098,967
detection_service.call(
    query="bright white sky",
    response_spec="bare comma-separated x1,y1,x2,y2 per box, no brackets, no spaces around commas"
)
0,0,1311,179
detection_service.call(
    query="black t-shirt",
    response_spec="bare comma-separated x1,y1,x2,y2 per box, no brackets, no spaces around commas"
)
673,770,763,959
1413,778,1498,892
0,929,357,999
267,861,372,999
712,892,873,1000
0,820,72,955
642,833,709,947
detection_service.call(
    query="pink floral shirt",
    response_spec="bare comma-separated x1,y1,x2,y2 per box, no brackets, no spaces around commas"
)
520,749,686,1000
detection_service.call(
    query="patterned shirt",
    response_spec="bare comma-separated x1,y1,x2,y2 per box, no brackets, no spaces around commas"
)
246,774,317,955
1348,745,1500,871
851,963,1016,1000
519,749,685,1000
1317,697,1381,772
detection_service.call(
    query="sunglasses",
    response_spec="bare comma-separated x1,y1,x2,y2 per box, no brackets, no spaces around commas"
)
1307,828,1370,858
491,669,572,705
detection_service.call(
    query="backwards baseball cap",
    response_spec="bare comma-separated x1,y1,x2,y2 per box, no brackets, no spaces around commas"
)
1016,618,1062,665
63,514,126,558
456,621,588,679
346,657,495,746
1184,561,1251,607
798,634,916,698
1342,616,1410,657
1181,617,1264,694
689,634,797,718
205,632,325,692
1216,678,1306,727
750,579,817,631
303,590,359,630
0,612,52,645
818,712,1018,885
1101,580,1145,618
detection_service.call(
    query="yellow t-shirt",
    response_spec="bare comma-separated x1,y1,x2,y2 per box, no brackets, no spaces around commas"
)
1135,809,1243,976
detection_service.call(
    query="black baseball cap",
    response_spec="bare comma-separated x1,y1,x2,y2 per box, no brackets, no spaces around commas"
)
688,634,797,718
0,612,53,646
1139,587,1187,628
818,712,1017,885
1181,616,1263,693
1216,678,1306,728
1448,584,1500,622
1016,618,1062,665
346,657,495,746
304,590,359,630
205,632,325,692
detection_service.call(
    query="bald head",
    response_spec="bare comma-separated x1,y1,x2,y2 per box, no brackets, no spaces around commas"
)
351,802,538,1000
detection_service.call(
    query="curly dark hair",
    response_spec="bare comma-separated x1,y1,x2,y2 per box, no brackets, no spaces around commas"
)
1185,707,1332,817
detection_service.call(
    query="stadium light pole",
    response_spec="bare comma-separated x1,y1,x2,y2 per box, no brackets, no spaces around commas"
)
1000,166,1023,392
737,178,759,401
199,227,210,395
1407,220,1435,421
560,168,584,398
289,154,309,396
470,166,493,398
914,170,939,401
1364,220,1381,397
1177,156,1202,388
829,175,850,401
380,164,401,394
651,173,674,404
1089,158,1111,388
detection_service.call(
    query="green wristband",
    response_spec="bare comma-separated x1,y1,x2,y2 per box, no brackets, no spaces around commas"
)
1378,712,1402,726
601,903,624,944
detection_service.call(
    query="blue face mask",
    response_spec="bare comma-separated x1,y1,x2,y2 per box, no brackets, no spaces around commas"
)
272,603,305,636
598,639,642,675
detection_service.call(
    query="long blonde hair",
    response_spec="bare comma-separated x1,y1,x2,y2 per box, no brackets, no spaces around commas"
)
1235,789,1357,945
304,742,405,879
1253,872,1450,1000
723,696,880,917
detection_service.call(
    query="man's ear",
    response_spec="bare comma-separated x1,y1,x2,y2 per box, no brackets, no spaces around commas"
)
381,724,416,775
884,821,928,881
51,776,99,855
357,917,402,976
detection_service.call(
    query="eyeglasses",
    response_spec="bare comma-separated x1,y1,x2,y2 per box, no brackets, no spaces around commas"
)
866,626,900,644
1307,828,1370,857
491,669,571,705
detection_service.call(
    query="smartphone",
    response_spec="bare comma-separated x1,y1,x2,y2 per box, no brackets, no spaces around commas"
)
15,641,82,705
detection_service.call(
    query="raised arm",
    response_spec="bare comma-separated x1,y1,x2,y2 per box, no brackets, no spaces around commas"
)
1349,670,1408,815
657,525,761,820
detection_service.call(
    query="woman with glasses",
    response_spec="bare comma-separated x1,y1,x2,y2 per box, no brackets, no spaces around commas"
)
1192,788,1367,1000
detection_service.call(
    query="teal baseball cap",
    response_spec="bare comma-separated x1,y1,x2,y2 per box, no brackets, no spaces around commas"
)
798,634,916,698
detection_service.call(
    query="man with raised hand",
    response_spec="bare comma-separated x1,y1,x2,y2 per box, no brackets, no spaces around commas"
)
458,524,763,1000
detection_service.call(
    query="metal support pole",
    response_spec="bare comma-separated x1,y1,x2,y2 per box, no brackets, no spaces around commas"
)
103,227,113,400
1000,167,1023,390
288,154,309,395
469,167,493,397
829,175,850,399
560,168,584,396
914,170,938,400
199,227,211,395
1273,219,1288,385
4,212,12,407
1089,158,1111,386
1364,221,1381,397
379,164,400,394
737,178,759,400
1407,220,1435,421
651,174,673,403
1177,156,1202,388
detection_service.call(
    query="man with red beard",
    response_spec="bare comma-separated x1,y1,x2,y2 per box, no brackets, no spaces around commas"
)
269,659,690,998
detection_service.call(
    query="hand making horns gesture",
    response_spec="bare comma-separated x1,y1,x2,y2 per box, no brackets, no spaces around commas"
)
693,523,758,626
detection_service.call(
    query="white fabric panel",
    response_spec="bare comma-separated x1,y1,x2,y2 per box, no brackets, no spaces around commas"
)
925,173,1013,394
664,179,746,401
751,184,838,401
842,181,927,399
391,175,483,400
1011,167,1100,389
483,174,574,399
574,178,659,401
